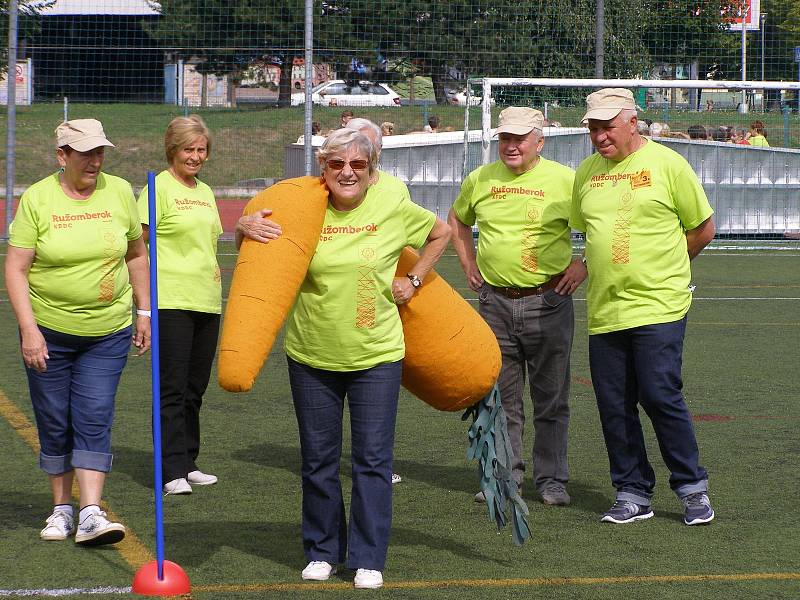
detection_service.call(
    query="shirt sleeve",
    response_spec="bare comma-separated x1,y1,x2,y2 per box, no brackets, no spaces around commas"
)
136,184,151,226
671,163,714,231
8,190,39,249
451,171,477,226
124,183,144,241
568,166,587,233
401,198,437,249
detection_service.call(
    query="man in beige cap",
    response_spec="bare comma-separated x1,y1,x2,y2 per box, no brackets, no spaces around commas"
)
570,88,716,526
449,107,587,506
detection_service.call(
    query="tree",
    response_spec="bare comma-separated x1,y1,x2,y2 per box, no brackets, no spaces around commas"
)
0,0,55,74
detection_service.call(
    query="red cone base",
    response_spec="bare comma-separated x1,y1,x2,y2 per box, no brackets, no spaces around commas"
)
132,560,191,596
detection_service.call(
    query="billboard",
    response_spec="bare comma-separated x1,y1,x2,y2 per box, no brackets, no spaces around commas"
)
727,0,761,32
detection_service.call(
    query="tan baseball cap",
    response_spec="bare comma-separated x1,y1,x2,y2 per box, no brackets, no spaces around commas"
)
495,107,544,135
55,119,115,151
581,88,637,124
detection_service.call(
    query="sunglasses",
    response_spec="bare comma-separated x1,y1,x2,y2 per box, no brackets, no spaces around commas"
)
326,158,369,171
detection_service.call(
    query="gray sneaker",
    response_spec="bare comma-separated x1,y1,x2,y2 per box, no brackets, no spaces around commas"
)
600,500,654,524
682,492,715,525
540,482,571,506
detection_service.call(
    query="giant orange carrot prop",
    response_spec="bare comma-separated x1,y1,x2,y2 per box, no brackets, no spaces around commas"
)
217,176,328,392
395,247,501,411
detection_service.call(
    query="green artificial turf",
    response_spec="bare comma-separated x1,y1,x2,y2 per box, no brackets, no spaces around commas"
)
0,246,798,599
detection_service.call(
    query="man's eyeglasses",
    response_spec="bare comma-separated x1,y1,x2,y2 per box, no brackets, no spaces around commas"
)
326,158,369,171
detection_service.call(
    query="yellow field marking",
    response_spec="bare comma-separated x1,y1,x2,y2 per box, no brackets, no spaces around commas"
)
0,389,153,570
194,571,800,594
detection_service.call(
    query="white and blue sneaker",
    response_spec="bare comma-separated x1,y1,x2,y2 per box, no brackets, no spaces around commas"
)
600,500,654,524
75,507,125,546
682,492,715,525
40,508,75,541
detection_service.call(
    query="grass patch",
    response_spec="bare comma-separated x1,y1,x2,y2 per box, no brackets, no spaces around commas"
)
0,247,798,598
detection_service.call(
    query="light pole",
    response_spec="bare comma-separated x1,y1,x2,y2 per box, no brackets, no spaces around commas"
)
761,12,767,111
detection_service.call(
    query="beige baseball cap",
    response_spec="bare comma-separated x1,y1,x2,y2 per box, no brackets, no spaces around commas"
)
495,107,544,135
581,88,637,124
55,119,115,151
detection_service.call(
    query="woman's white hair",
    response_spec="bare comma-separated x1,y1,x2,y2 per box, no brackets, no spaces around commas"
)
316,128,378,174
345,118,382,149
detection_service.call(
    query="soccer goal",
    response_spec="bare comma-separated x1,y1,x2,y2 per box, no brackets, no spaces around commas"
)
463,77,800,246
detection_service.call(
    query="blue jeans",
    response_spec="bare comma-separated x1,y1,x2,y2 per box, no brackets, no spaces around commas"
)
588,317,708,505
287,356,401,571
25,325,131,475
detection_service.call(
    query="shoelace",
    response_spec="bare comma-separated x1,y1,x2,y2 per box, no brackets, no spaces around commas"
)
46,511,72,528
683,493,708,508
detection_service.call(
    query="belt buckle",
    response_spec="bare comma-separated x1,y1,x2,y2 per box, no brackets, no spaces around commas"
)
508,287,522,299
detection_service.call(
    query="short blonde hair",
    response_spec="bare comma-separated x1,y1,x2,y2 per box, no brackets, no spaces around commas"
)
164,115,212,163
316,128,378,175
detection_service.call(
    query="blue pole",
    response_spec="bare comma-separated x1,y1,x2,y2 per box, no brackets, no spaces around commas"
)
146,171,165,581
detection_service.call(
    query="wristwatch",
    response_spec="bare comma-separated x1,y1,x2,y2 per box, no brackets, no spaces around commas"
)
407,273,422,288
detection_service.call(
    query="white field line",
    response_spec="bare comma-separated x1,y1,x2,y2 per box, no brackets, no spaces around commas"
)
0,587,130,597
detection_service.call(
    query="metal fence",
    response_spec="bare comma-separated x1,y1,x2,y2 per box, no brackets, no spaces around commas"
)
4,0,800,243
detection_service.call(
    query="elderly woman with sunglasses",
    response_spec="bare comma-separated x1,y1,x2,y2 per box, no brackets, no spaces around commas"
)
238,128,450,588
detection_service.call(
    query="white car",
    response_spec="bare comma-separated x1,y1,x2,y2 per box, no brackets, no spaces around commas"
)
291,80,402,107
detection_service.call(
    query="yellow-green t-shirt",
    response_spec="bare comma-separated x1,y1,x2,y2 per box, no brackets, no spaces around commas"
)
748,134,769,147
284,171,436,371
570,140,714,335
137,170,223,314
452,158,575,287
9,172,142,336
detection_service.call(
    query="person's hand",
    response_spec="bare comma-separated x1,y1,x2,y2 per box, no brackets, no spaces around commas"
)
554,258,588,296
392,277,416,305
132,316,151,356
465,265,484,292
237,209,282,244
20,326,48,372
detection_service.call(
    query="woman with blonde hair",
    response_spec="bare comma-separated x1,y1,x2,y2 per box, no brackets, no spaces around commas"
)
137,115,223,495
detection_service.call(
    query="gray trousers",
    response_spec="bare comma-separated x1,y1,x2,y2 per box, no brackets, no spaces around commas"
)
478,285,573,491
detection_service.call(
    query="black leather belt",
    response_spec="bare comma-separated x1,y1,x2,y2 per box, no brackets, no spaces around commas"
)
490,275,563,299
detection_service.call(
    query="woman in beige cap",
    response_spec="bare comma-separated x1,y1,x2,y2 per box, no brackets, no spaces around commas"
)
5,118,151,546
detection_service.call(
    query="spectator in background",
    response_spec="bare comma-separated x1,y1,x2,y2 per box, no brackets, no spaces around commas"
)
731,128,750,145
297,121,326,145
687,125,708,140
138,116,223,496
424,115,440,133
747,121,769,147
711,127,729,143
649,122,665,137
381,121,395,136
6,118,150,546
637,121,650,136
340,110,354,128
705,99,714,112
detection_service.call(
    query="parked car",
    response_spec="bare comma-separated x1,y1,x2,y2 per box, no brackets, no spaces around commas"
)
291,80,401,107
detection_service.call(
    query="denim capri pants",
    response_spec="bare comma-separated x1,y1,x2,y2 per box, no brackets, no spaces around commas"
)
25,325,131,475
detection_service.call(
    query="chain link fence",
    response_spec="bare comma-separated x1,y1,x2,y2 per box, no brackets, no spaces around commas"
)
3,0,800,242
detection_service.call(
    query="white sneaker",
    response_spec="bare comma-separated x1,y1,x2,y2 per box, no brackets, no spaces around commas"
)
187,470,218,486
391,473,402,485
301,561,336,581
75,509,125,546
354,568,383,589
40,508,75,541
163,478,192,495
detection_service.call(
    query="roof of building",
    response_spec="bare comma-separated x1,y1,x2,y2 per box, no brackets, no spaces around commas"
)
26,0,160,16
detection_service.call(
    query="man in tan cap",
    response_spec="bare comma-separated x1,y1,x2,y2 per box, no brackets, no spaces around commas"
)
570,88,716,526
449,107,587,507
